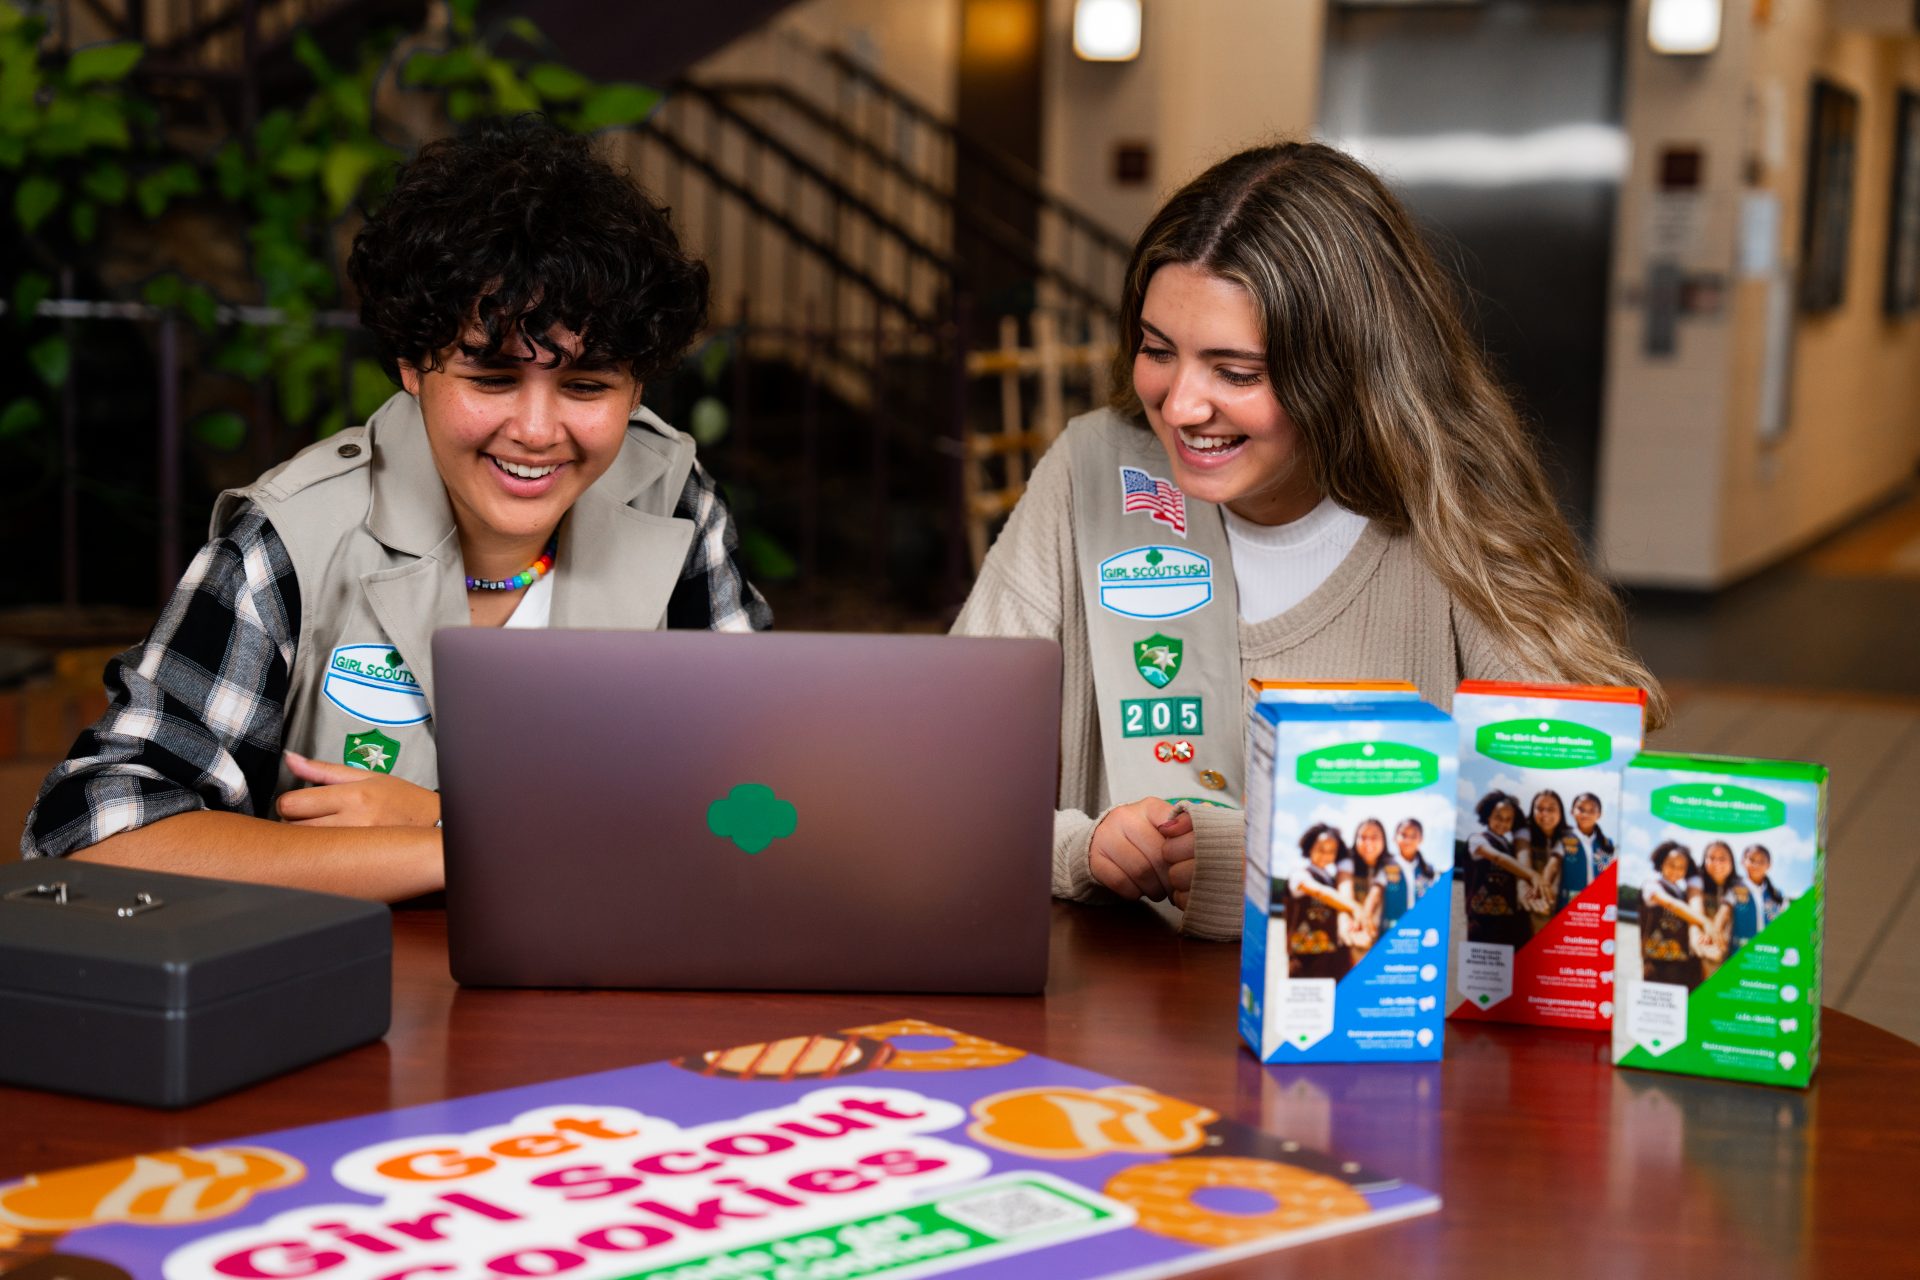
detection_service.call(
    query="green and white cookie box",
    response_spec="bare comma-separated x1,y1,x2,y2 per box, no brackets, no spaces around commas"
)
1612,752,1828,1088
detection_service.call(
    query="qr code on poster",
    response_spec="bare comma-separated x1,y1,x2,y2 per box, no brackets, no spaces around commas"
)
939,1183,1094,1239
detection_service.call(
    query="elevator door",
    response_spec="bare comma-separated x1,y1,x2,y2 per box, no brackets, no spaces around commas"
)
1319,0,1627,535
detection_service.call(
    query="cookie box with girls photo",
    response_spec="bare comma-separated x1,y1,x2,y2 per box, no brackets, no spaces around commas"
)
1241,699,1457,1063
1611,753,1828,1088
1448,681,1647,1030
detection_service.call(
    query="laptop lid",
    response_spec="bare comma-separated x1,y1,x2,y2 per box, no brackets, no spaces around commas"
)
432,630,1061,993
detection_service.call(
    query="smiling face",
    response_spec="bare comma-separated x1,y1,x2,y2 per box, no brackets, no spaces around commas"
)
1487,802,1516,837
1309,834,1339,868
1395,822,1422,860
1743,846,1772,884
1661,848,1692,885
1531,792,1563,833
1132,264,1318,525
1354,820,1386,864
1573,795,1601,834
400,324,640,575
1704,843,1735,886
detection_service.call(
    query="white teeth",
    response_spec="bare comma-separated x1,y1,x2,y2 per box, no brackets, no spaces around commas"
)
493,458,559,479
1178,427,1245,454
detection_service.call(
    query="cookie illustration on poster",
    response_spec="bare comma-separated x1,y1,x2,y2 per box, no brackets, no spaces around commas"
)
0,1146,302,1280
0,1022,1438,1279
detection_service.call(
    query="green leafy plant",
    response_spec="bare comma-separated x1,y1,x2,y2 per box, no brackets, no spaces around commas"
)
1,0,668,450
404,0,661,132
0,1,198,437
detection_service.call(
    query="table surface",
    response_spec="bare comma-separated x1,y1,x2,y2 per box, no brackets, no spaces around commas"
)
4,903,1917,1280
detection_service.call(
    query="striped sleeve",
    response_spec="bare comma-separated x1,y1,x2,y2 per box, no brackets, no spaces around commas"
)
664,457,773,632
21,503,300,858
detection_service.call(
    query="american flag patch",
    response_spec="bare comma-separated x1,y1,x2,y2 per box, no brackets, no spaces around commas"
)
1118,466,1187,536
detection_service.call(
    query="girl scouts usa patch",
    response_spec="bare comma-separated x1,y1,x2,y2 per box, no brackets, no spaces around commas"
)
1098,546,1213,619
324,643,430,726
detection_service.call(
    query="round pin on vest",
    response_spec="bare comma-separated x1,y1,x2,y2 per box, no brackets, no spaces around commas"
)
1198,769,1227,790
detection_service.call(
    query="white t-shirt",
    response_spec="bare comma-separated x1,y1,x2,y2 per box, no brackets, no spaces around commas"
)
502,570,555,629
1223,497,1371,623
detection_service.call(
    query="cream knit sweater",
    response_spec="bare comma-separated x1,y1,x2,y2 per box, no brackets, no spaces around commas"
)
953,425,1538,940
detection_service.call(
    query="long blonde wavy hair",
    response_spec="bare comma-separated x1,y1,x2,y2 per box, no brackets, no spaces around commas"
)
1112,142,1668,727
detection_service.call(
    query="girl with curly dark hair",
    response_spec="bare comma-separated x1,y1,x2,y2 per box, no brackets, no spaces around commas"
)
1640,842,1711,989
23,117,768,899
1285,822,1358,979
1464,790,1537,946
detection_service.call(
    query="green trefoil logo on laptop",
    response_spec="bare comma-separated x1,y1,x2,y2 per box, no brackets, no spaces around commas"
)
707,783,798,854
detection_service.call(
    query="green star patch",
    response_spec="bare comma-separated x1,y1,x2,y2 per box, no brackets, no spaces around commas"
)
343,728,401,774
1133,634,1183,688
706,782,798,854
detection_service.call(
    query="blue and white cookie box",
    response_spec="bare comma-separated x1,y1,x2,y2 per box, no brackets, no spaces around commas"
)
1239,699,1458,1063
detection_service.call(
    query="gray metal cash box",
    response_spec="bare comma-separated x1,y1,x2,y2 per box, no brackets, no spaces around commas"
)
0,860,391,1107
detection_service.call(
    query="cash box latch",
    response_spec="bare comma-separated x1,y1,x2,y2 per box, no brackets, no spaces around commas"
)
3,881,166,918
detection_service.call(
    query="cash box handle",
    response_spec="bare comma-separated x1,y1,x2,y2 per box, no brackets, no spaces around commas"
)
3,881,166,917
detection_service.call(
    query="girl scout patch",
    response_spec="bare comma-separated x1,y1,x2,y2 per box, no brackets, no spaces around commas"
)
1134,634,1183,687
324,644,430,726
1098,546,1213,619
343,729,400,773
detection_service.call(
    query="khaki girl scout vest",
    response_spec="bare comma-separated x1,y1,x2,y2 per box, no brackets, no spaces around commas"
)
1067,409,1244,812
211,391,696,802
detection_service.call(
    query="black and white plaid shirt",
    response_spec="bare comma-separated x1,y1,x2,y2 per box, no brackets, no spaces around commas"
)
22,461,771,859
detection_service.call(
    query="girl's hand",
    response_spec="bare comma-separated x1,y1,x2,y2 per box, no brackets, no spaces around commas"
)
1090,800,1195,905
276,751,441,828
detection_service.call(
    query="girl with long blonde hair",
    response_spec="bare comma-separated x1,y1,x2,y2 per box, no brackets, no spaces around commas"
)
954,141,1662,939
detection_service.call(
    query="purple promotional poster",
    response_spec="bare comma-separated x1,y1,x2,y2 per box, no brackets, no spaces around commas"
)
0,1020,1437,1280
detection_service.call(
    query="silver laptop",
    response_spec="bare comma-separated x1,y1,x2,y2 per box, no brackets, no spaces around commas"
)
432,629,1060,993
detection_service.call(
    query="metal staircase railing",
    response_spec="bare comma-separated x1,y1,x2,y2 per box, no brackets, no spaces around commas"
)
692,28,1132,321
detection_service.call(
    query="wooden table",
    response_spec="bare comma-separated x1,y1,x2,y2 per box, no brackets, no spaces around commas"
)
4,903,1916,1279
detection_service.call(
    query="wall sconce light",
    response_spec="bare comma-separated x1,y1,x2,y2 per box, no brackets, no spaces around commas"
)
1648,0,1723,54
1074,0,1142,62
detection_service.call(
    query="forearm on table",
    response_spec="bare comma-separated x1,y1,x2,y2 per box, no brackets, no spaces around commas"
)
72,810,442,901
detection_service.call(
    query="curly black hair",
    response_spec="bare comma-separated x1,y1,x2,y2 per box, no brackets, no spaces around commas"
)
1650,840,1695,878
1298,822,1345,861
347,115,708,382
1475,790,1522,826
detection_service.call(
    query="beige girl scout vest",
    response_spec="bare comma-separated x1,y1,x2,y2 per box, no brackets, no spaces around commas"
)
211,391,697,801
1068,409,1244,811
